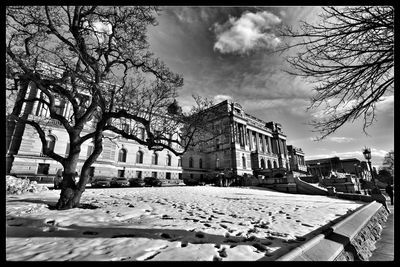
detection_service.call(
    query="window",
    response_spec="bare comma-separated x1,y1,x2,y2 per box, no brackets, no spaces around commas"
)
242,154,246,169
261,158,266,169
190,174,194,179
152,171,157,178
216,139,220,150
65,143,70,156
136,171,142,179
54,98,66,116
189,157,193,168
136,151,144,164
46,135,56,152
178,157,182,167
273,161,278,169
178,173,182,180
199,158,203,169
118,148,127,162
267,160,272,169
152,153,158,165
166,172,171,180
118,169,125,178
37,163,50,175
166,154,172,166
87,145,94,158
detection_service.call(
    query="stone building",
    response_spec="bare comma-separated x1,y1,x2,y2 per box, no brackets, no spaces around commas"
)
306,157,371,181
181,100,292,181
6,79,183,185
7,75,302,185
287,145,307,173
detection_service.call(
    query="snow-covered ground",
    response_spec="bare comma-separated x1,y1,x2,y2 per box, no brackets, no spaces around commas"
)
6,185,364,261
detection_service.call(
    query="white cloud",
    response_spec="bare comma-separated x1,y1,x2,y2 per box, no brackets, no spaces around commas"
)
213,94,233,103
212,11,282,55
328,137,354,143
376,95,394,113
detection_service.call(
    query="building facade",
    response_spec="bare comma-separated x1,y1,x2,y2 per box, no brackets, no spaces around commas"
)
287,145,307,173
7,80,183,185
306,157,371,181
7,78,303,184
181,100,292,181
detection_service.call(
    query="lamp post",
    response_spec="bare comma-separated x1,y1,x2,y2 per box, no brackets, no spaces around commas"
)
362,147,376,186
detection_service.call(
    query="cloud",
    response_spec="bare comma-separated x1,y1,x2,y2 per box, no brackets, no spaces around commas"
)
213,94,233,103
376,95,394,114
328,137,354,143
212,11,282,55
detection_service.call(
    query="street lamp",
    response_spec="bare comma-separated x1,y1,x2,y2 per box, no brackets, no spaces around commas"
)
362,147,376,185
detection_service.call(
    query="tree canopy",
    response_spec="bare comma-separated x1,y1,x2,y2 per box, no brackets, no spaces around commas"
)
279,6,394,140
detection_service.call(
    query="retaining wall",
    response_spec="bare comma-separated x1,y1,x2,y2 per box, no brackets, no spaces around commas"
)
276,201,389,261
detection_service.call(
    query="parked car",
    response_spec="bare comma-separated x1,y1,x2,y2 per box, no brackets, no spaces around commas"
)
90,176,112,188
110,177,130,187
143,177,162,187
129,178,145,187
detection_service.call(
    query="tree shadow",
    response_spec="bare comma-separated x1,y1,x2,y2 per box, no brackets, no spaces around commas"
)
7,198,100,210
6,215,309,260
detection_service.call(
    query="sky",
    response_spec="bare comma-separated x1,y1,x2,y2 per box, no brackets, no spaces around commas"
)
147,6,394,167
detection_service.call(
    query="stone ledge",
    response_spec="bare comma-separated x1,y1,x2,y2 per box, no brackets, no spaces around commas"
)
276,201,389,261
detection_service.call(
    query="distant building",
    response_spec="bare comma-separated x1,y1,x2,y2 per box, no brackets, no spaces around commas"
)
306,157,371,181
287,145,307,173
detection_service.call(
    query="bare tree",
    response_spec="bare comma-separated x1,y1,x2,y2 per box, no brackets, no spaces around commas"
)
6,6,220,209
279,6,394,140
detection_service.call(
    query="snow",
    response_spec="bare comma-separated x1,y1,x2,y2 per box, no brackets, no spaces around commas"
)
6,185,364,261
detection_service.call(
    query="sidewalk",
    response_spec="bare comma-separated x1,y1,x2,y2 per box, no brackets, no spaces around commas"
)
369,199,394,261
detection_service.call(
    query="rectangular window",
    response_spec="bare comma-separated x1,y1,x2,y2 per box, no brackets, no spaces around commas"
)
178,173,182,180
37,163,50,175
152,171,157,178
166,172,171,180
136,171,142,179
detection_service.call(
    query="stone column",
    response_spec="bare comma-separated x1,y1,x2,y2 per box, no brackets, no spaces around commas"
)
255,132,260,152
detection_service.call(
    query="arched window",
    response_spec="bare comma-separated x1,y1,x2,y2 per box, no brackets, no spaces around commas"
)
273,161,278,169
118,148,127,162
166,154,172,166
199,158,203,169
189,157,193,168
242,154,246,169
260,158,266,169
152,152,158,165
136,151,144,164
267,160,272,169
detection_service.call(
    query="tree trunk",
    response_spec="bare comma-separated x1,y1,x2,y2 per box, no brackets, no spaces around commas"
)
55,172,84,209
55,154,87,210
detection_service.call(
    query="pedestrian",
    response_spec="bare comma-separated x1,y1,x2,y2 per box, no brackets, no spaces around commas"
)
371,187,391,213
385,184,394,205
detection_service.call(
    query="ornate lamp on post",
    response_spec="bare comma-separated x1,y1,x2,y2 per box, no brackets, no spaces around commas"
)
362,147,376,186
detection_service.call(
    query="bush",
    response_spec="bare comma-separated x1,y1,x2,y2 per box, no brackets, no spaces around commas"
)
6,175,49,195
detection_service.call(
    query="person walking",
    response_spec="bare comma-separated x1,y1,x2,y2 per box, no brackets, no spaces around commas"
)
385,184,394,205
